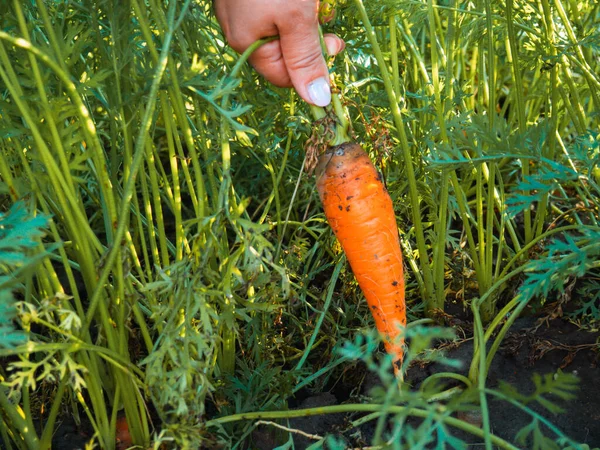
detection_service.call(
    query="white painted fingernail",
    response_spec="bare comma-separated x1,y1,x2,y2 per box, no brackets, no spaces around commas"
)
307,77,331,107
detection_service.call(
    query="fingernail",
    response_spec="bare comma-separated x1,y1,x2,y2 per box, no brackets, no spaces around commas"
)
307,77,331,107
325,39,345,56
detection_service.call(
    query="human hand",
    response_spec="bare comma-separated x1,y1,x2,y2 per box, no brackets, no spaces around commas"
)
214,0,345,107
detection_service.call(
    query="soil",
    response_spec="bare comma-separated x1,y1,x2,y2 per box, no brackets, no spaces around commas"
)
15,314,598,450
270,314,600,450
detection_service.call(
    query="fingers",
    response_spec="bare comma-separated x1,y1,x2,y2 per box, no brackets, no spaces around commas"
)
214,0,346,106
276,8,331,106
248,40,293,88
247,33,345,91
324,33,346,57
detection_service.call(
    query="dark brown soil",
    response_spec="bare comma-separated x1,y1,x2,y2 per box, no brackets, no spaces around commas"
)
20,316,599,450
402,315,600,448
262,315,600,450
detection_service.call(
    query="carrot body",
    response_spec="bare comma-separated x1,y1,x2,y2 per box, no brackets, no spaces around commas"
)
316,142,406,366
115,415,133,450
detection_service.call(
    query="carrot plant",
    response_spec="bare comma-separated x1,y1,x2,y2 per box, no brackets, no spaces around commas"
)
337,0,599,323
0,0,290,447
0,0,599,448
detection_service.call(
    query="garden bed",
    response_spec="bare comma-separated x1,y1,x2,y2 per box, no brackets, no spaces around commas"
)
250,314,600,449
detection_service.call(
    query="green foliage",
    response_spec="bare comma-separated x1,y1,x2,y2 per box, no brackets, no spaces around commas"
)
515,420,564,450
505,132,600,319
498,371,579,414
336,326,586,449
570,283,600,324
0,202,51,349
0,291,25,349
506,131,600,218
0,203,49,266
186,79,258,135
487,371,583,450
6,347,88,394
0,0,599,448
519,229,600,301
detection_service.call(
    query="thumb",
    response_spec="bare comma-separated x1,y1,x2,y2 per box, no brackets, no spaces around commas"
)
277,17,332,107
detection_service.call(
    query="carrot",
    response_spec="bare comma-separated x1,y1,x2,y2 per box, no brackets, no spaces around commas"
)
315,142,406,368
115,415,133,450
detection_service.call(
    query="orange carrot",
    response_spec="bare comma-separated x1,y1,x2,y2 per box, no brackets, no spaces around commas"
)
315,142,406,368
115,415,133,450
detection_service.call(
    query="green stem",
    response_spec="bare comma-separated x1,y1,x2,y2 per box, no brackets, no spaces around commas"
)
82,0,188,333
206,404,518,449
420,372,473,393
295,259,343,371
535,0,558,239
467,264,529,382
480,162,497,323
471,293,493,450
217,36,280,376
39,375,69,450
0,417,15,450
147,143,171,267
162,96,184,260
553,0,600,110
485,388,583,448
79,4,191,444
427,0,450,315
0,389,39,449
0,36,116,243
481,296,529,379
389,15,400,97
484,0,495,132
353,0,435,307
505,0,532,243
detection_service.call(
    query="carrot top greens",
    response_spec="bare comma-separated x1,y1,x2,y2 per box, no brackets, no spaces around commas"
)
0,0,599,449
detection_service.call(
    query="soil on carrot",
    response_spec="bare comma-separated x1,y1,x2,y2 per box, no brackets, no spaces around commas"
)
255,313,600,450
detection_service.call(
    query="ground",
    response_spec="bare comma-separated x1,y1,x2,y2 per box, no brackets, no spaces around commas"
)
46,314,599,449
259,315,600,450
